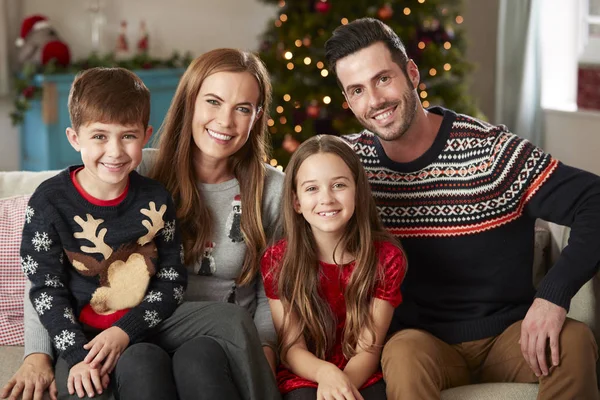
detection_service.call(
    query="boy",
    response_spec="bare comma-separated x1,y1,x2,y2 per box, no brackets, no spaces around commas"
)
20,68,187,399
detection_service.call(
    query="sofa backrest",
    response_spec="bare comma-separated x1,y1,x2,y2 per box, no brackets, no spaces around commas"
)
0,170,60,199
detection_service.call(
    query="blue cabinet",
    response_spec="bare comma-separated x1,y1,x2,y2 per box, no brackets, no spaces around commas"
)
20,68,184,171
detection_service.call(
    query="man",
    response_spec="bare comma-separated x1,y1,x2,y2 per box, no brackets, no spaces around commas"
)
325,17,600,399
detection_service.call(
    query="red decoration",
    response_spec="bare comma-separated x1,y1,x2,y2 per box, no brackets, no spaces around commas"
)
315,0,332,14
282,134,301,153
306,101,320,119
378,4,394,20
15,15,71,67
577,65,600,111
137,20,149,54
116,20,129,53
22,86,35,99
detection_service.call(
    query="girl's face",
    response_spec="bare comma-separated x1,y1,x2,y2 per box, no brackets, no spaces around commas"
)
294,152,356,242
191,71,262,165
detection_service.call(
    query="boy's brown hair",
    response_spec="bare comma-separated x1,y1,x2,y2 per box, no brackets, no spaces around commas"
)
68,67,150,131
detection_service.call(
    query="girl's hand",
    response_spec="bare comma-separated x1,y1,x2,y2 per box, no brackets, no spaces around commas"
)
315,364,364,400
83,326,129,374
67,362,106,398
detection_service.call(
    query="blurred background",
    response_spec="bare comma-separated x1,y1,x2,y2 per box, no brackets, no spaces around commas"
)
0,0,597,173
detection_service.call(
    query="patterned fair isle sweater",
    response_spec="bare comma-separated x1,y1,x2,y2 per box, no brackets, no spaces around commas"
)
21,167,187,367
343,106,600,344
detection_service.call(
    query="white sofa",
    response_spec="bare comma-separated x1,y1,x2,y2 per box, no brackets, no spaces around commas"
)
0,169,598,399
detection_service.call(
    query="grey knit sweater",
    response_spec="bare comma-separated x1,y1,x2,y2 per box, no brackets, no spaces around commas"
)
23,148,284,358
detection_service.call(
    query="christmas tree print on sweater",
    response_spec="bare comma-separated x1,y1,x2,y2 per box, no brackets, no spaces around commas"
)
226,194,243,243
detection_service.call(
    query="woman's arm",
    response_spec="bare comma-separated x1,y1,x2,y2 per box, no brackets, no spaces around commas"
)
23,280,53,359
343,298,395,388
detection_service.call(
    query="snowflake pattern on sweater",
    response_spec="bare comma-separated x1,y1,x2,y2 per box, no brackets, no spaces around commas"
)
21,168,187,368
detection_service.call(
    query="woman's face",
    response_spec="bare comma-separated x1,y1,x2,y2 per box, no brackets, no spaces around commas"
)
191,71,262,165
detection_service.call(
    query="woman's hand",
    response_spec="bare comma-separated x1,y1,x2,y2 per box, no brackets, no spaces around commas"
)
0,353,57,400
315,363,364,400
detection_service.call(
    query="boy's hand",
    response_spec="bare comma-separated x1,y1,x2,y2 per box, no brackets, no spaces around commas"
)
83,326,129,374
67,362,106,398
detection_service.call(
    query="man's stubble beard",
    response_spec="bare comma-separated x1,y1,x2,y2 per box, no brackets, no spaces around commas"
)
360,88,418,142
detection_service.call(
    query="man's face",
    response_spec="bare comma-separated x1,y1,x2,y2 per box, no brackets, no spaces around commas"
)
335,42,420,142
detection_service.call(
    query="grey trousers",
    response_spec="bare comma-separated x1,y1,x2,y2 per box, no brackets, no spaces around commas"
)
55,301,281,400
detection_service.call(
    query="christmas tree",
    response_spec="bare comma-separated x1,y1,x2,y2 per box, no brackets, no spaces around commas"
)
258,0,480,167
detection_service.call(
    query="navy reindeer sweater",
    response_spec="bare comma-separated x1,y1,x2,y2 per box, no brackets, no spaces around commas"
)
21,167,187,367
344,107,600,344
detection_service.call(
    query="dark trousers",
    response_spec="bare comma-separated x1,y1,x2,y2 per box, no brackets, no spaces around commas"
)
55,301,280,400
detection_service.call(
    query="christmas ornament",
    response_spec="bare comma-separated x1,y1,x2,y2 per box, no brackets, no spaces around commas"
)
115,20,129,59
15,15,71,67
22,86,35,99
315,0,332,14
306,100,320,118
282,134,300,153
378,4,394,20
137,20,149,55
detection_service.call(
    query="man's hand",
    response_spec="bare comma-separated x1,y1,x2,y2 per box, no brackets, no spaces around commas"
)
0,353,57,400
68,361,107,399
83,326,129,374
520,298,567,377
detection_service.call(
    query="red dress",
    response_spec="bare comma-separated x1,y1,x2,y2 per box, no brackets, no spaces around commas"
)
261,240,407,394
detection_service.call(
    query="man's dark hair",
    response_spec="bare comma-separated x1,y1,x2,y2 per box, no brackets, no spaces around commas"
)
324,17,411,89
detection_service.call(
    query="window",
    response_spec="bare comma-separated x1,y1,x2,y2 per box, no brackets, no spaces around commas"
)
580,0,600,63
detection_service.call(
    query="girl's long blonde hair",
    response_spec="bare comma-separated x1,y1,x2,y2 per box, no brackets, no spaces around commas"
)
151,48,272,286
278,135,398,359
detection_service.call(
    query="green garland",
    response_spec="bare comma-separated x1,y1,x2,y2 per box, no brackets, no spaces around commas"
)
11,51,193,126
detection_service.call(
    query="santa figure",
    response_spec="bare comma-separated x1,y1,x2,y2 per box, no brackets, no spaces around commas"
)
16,15,70,67
226,194,244,243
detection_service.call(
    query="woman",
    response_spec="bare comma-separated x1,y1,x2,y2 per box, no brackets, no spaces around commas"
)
2,49,283,400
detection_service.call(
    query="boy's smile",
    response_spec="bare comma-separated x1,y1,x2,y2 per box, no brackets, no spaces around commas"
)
66,122,152,200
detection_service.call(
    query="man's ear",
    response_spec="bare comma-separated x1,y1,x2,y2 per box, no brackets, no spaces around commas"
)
143,126,153,146
407,59,420,90
65,128,81,152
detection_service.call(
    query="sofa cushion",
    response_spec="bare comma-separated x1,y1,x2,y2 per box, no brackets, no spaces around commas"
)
0,195,30,345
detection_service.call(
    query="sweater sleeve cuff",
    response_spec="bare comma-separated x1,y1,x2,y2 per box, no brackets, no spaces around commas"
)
535,281,575,311
61,346,89,369
23,326,55,360
113,314,147,344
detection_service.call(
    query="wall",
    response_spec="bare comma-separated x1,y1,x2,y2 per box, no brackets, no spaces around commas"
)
545,109,600,176
0,0,498,171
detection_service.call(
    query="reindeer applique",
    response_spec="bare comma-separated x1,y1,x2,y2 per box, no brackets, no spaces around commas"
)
65,202,166,314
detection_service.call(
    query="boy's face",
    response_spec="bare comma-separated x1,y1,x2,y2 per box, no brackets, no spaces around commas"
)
66,122,152,198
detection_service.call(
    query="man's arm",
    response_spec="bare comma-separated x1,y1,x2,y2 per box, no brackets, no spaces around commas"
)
522,160,600,376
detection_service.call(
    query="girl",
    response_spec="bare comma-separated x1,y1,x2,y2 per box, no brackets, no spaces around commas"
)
8,49,282,400
261,135,407,400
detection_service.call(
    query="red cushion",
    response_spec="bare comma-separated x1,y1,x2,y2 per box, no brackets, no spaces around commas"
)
0,195,30,345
